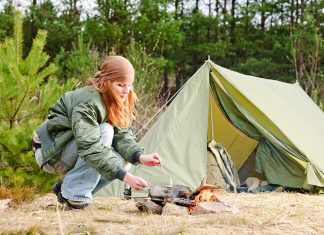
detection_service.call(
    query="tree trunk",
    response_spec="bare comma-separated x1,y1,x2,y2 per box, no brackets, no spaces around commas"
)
214,0,220,42
290,0,295,31
244,0,249,35
260,0,266,32
174,0,183,19
230,0,236,44
73,0,77,14
180,0,184,17
295,0,299,25
244,0,250,58
223,0,227,14
260,0,266,51
300,0,305,27
193,0,199,71
30,0,37,42
207,0,212,42
312,0,319,27
223,0,227,30
162,67,169,97
175,68,182,91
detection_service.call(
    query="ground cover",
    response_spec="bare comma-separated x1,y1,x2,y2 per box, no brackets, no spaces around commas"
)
0,191,323,234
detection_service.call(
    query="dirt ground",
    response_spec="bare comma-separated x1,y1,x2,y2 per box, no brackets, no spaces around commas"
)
0,191,323,235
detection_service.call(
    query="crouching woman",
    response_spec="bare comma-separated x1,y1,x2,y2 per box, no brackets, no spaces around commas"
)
33,56,161,209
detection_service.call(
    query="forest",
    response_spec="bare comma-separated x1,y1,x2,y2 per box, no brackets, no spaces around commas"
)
0,0,323,202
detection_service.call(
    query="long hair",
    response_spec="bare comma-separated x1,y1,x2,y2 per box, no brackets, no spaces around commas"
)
86,72,137,128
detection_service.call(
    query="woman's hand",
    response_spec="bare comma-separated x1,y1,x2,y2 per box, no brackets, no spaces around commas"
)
123,173,149,190
139,153,161,166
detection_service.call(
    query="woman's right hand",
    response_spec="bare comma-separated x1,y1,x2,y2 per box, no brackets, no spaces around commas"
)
123,172,149,190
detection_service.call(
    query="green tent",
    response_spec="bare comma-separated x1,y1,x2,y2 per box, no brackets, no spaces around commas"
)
100,60,324,196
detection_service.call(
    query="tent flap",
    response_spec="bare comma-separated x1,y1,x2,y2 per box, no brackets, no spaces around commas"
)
255,138,306,188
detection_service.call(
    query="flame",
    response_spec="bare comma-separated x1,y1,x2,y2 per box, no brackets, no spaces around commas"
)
188,185,221,212
194,188,220,203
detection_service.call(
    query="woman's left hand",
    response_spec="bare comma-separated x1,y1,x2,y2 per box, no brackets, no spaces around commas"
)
139,153,161,167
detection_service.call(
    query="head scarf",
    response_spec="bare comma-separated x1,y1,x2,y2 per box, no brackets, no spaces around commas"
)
94,56,135,83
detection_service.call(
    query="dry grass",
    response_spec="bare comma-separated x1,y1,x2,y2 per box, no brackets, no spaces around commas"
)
0,192,323,235
0,185,37,206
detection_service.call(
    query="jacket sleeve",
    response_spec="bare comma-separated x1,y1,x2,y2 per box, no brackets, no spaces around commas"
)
71,101,127,181
112,126,144,164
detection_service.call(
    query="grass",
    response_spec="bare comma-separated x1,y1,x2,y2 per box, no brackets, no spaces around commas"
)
0,192,323,234
0,225,45,235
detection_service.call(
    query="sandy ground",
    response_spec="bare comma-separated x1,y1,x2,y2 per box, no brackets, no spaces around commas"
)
0,191,323,235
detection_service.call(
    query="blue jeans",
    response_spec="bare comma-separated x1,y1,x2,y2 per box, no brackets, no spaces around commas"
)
35,123,123,203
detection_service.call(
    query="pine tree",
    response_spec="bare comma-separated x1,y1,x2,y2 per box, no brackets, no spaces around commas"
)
0,10,57,128
0,11,77,200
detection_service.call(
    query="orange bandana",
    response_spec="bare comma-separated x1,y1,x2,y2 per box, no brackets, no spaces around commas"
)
94,56,135,84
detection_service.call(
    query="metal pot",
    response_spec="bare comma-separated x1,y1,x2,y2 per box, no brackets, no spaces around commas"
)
149,184,192,201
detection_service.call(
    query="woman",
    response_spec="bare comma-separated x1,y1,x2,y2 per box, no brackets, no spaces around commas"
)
33,56,161,209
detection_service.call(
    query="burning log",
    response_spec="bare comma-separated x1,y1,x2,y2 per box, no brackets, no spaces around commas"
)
136,183,235,215
188,185,222,212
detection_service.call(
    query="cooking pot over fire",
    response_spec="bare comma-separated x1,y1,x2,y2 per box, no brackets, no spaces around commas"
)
148,184,192,204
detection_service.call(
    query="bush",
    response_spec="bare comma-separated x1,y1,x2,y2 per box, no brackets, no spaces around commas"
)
0,123,59,204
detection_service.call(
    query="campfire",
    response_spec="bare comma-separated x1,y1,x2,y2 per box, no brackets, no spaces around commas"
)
189,185,222,212
135,184,232,215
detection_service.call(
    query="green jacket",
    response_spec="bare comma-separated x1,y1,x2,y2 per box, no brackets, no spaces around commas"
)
37,87,143,181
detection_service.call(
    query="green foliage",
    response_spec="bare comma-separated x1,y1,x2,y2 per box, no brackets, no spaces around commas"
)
126,38,166,101
0,2,14,41
1,1,321,106
289,10,323,108
36,75,80,120
0,123,58,196
234,58,293,82
54,32,101,81
26,0,80,57
125,38,166,134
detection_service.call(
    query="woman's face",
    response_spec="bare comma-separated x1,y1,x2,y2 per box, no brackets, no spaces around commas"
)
111,81,133,102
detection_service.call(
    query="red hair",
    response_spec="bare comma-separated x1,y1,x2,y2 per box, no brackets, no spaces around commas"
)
86,75,137,128
86,56,137,127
